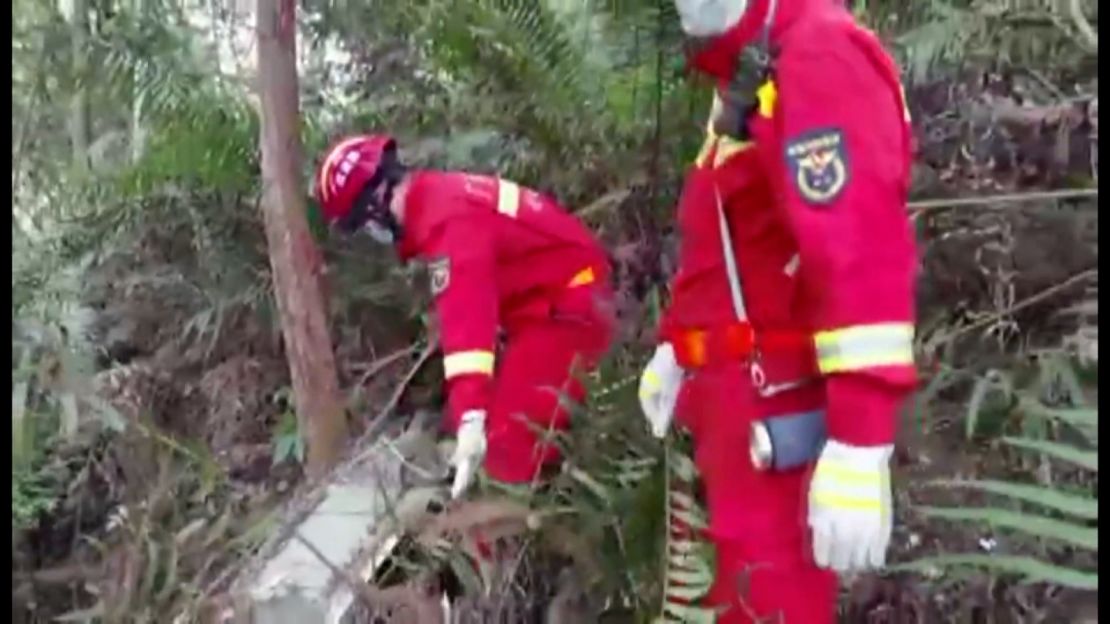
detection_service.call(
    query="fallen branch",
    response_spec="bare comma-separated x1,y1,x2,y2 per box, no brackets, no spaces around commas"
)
909,188,1099,215
578,187,635,221
353,345,421,388
942,268,1098,344
360,335,440,445
971,93,1087,128
575,185,1099,221
1068,0,1098,52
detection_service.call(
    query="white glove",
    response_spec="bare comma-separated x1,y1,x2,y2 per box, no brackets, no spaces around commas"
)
808,440,894,573
638,343,685,438
450,410,487,499
674,0,749,38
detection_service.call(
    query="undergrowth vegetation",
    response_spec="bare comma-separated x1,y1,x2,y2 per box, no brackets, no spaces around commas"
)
11,0,1098,621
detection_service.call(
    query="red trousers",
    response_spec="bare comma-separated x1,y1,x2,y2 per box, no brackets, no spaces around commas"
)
482,283,615,483
675,363,837,624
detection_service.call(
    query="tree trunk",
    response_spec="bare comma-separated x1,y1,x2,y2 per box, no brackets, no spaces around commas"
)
68,0,90,172
255,0,348,478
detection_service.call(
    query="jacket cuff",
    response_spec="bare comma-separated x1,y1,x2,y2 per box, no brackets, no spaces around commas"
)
824,373,910,447
656,313,676,346
445,376,492,434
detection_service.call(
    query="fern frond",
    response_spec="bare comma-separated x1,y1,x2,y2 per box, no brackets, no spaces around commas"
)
911,400,1097,589
894,554,1097,590
659,440,716,623
1001,436,1098,472
930,479,1098,519
917,505,1097,550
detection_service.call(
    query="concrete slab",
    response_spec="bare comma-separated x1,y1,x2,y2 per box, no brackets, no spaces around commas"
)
231,413,450,624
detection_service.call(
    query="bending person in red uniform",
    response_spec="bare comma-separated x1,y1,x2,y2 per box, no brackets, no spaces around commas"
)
315,135,615,498
638,0,918,622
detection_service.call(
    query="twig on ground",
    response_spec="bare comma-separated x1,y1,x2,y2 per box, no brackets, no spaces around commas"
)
360,335,440,445
909,188,1099,215
942,268,1098,345
292,531,378,606
353,345,420,388
578,187,634,220
1025,68,1067,101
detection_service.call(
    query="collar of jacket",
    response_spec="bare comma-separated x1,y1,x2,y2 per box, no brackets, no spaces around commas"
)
686,0,829,82
395,169,429,262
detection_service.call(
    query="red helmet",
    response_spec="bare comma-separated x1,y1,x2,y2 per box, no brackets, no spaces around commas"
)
315,134,396,226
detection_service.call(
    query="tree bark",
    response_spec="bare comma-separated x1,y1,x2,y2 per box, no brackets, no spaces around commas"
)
256,0,348,478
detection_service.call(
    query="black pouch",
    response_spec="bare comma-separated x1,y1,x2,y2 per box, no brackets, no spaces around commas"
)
751,409,828,472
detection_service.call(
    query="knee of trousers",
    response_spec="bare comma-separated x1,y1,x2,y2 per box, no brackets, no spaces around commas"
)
706,538,838,624
695,440,811,547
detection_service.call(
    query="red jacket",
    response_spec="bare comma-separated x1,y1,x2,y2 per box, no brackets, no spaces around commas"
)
398,171,610,432
660,0,917,446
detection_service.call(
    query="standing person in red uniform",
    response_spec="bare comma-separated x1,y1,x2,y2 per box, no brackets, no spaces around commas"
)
637,0,917,621
315,135,615,498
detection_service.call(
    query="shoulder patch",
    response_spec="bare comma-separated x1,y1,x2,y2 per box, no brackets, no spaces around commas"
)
428,256,450,296
784,128,850,206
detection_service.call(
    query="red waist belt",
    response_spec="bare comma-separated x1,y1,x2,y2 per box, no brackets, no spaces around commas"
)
670,322,814,369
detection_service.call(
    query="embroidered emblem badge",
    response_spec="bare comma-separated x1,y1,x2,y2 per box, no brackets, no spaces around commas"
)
784,128,850,205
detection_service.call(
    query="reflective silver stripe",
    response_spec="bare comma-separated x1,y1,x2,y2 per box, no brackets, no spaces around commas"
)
715,187,749,321
814,323,914,373
496,180,521,217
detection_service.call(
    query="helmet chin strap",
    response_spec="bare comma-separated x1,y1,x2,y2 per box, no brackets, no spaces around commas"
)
342,152,407,244
354,182,403,245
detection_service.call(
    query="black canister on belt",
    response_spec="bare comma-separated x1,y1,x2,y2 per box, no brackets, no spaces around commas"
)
750,409,827,472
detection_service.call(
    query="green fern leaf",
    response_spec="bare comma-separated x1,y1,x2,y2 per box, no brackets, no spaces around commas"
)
662,601,718,623
894,554,1097,590
1002,437,1099,472
917,506,1097,550
930,479,1098,519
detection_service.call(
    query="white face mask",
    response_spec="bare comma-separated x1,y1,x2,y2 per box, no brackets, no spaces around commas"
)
674,0,748,38
361,220,395,245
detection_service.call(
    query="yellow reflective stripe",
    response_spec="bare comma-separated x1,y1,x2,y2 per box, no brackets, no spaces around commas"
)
496,180,521,218
694,80,776,168
813,491,883,511
567,266,596,288
814,461,883,487
696,92,757,168
707,91,725,134
695,133,754,168
756,80,777,118
692,79,772,168
695,133,717,168
639,369,661,398
714,137,753,167
443,350,495,379
814,323,915,374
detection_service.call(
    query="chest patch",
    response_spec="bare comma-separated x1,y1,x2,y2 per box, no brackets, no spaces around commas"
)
428,256,451,296
784,128,850,206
